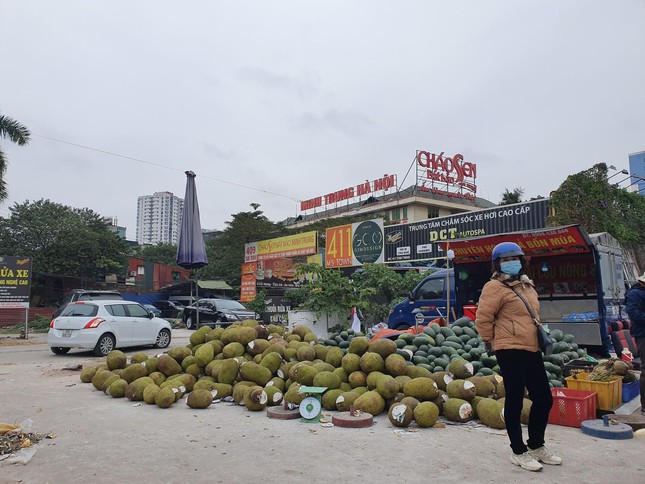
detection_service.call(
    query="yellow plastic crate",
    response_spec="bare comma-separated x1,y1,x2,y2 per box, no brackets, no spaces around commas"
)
565,372,622,410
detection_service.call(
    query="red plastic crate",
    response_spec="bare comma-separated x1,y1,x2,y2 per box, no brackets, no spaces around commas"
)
548,388,597,428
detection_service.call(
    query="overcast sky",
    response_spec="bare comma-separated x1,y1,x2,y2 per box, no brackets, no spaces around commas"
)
1,1,643,239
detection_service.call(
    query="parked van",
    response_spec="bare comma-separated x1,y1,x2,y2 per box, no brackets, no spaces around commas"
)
387,269,456,330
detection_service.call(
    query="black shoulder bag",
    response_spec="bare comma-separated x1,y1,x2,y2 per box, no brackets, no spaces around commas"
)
509,286,553,355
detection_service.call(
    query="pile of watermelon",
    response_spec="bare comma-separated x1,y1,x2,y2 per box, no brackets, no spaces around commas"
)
320,318,588,388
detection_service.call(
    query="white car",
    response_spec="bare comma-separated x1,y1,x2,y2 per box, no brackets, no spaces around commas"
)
48,300,172,356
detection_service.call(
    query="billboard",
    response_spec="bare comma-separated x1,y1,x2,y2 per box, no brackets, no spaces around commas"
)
0,256,33,308
244,231,317,263
383,199,550,263
325,219,385,268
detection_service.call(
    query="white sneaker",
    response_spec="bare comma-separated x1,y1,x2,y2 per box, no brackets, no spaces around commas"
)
511,452,543,472
529,446,563,465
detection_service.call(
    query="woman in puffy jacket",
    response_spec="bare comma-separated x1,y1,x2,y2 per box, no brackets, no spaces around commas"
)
475,242,562,472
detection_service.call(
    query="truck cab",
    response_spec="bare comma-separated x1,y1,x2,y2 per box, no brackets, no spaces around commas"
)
387,269,457,330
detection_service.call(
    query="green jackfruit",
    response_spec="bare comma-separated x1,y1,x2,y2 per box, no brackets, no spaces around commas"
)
239,362,273,386
400,396,420,411
120,363,148,384
248,338,270,356
264,385,283,406
80,366,98,383
336,391,360,411
447,358,475,379
222,342,245,358
354,390,385,416
313,371,341,390
348,337,370,356
476,398,505,429
181,355,197,371
385,354,408,376
125,376,155,401
101,374,120,392
403,377,439,401
296,345,316,362
321,389,344,411
155,386,176,408
413,401,440,427
168,346,193,363
157,355,182,377
360,352,385,374
148,371,166,386
293,364,318,386
348,370,367,388
446,379,477,401
143,384,160,404
106,350,127,370
341,353,361,374
376,375,399,399
130,352,149,364
444,398,473,422
388,403,413,427
91,370,115,390
189,326,211,346
367,338,397,358
324,347,344,368
187,388,215,409
194,343,215,368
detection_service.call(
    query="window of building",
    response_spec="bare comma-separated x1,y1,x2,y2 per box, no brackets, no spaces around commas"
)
427,207,439,219
137,265,145,275
391,208,400,221
172,272,180,282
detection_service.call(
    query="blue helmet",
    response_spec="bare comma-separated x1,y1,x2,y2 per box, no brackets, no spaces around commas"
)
491,242,524,260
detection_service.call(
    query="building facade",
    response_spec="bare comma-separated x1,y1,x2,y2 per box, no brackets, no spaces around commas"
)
136,191,184,245
628,151,645,195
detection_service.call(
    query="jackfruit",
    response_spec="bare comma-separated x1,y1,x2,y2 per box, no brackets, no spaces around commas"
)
360,352,385,374
293,364,318,386
143,383,160,404
403,377,439,401
400,396,420,411
348,370,367,388
243,386,268,411
222,342,245,358
321,389,344,411
125,376,155,401
248,338,270,356
354,390,385,416
336,391,360,411
313,344,329,361
143,357,159,375
325,347,344,368
432,390,449,413
313,371,341,390
189,326,211,346
187,388,215,409
385,354,408,376
185,364,202,379
394,375,412,392
232,382,254,405
296,345,316,362
259,352,282,374
155,386,176,408
80,366,98,383
205,328,224,342
120,363,148,383
388,403,414,427
366,371,386,389
444,398,473,422
129,352,148,364
348,337,370,356
157,355,183,377
181,355,197,371
239,362,273,386
376,375,399,399
332,367,348,384
267,324,284,335
106,350,128,370
466,376,496,397
429,371,453,391
264,385,283,406
340,353,360,374
447,358,475,379
266,376,286,391
446,379,477,401
91,370,115,390
148,371,166,386
168,346,193,363
101,374,121,392
476,398,505,429
367,338,397,358
406,366,432,379
194,343,215,368
413,401,440,427
291,325,312,340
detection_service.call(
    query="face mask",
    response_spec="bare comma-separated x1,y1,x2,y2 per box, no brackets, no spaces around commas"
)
500,260,522,276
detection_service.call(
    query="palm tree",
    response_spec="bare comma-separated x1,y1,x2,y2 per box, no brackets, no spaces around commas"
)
0,113,31,202
499,187,524,205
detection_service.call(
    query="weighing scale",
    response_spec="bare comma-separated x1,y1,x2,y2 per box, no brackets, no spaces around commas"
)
297,386,327,423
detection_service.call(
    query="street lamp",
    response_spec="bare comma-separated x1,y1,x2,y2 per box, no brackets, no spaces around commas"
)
607,168,628,181
445,247,455,324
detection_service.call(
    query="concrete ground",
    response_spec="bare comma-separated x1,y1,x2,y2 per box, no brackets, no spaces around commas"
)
1,330,643,483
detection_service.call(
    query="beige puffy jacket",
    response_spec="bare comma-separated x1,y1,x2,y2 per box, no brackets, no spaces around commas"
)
475,275,540,352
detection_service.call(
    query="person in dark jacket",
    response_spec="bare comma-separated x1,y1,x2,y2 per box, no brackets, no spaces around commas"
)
476,242,561,472
625,272,645,414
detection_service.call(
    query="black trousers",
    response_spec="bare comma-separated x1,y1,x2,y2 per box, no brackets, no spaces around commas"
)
637,338,645,409
495,349,553,455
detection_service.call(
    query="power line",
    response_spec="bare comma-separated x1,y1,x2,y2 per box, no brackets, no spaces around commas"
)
33,134,301,202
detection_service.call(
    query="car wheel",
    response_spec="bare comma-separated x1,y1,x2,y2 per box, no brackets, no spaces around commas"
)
396,324,410,331
155,329,171,348
51,347,70,355
94,334,115,357
185,316,195,330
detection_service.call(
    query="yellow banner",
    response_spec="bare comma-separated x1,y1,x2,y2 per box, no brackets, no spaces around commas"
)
257,231,317,261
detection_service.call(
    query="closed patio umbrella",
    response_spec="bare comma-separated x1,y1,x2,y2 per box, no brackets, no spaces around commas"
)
176,171,208,327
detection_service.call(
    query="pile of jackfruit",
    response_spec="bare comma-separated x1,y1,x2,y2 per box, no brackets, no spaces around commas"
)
78,320,523,429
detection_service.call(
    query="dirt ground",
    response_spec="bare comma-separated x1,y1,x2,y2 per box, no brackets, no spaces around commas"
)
1,331,644,483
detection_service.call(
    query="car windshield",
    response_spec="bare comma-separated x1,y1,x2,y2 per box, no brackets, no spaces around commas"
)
214,300,247,311
60,303,99,317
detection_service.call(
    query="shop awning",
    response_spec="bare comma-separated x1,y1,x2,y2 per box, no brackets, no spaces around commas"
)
442,225,592,264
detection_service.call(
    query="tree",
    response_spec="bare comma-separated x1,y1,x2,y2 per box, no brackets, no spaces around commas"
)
0,113,31,202
0,199,128,278
547,163,645,245
499,187,524,205
132,243,178,266
198,209,286,290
